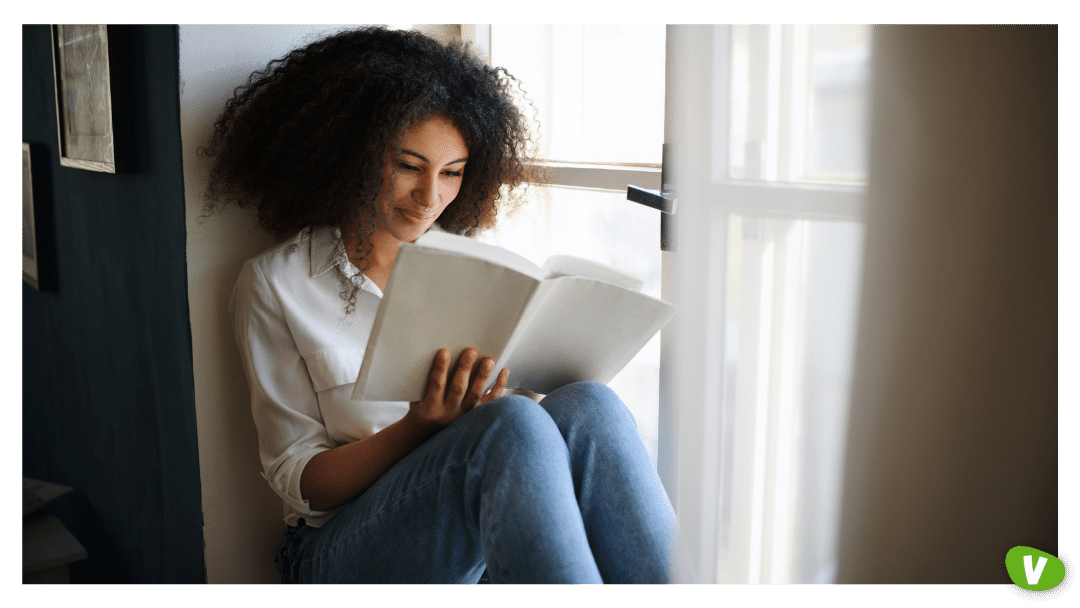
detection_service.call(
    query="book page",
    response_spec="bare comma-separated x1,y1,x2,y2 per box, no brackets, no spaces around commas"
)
354,245,541,402
415,231,545,281
502,276,675,395
542,255,645,291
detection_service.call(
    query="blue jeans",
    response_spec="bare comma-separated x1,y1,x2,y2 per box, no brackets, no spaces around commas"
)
275,381,676,583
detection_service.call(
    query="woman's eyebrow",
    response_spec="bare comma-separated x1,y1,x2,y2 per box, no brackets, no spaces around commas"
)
400,149,468,165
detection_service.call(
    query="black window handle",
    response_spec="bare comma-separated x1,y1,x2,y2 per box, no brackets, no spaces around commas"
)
626,184,677,215
625,145,676,251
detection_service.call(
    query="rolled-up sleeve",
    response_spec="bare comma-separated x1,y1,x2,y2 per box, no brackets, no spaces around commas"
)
230,258,334,519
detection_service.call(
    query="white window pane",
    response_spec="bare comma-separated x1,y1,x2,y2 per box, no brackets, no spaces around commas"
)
727,25,872,185
722,214,864,582
491,25,666,166
807,25,873,180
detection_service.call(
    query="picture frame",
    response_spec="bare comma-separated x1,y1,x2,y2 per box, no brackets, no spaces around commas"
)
23,143,41,289
23,142,55,291
50,24,129,173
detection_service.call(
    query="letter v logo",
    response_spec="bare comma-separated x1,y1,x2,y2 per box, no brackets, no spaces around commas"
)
1006,546,1066,591
1023,554,1047,585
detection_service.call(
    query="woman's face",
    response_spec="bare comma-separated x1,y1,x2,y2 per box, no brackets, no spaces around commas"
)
374,115,469,244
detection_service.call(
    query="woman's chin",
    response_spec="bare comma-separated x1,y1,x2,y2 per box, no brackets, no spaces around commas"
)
387,222,430,244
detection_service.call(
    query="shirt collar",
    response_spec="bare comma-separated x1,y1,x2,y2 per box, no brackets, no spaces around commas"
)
308,226,383,298
309,225,344,278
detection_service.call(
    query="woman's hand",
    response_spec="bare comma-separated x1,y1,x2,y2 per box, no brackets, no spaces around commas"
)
301,349,506,512
408,347,509,430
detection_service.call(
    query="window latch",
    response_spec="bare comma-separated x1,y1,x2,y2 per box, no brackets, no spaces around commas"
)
626,185,676,215
626,146,677,251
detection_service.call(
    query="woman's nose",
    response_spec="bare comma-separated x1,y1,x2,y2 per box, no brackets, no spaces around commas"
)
413,175,439,207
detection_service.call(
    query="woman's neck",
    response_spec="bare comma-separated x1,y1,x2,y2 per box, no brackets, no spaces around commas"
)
341,224,401,293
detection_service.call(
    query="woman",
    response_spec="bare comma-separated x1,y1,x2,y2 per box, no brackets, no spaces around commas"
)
203,26,675,584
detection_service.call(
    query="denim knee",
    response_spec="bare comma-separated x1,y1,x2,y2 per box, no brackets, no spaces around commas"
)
481,394,561,434
557,381,618,402
542,381,635,428
467,396,566,456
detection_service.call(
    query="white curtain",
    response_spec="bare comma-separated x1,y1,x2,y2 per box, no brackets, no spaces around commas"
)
835,25,1057,583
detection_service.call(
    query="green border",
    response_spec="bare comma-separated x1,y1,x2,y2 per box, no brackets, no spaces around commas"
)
6,1,1071,608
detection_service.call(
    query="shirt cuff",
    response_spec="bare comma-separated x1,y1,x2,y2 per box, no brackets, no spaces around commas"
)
260,471,333,517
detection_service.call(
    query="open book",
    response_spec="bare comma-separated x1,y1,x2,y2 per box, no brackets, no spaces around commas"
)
353,231,676,402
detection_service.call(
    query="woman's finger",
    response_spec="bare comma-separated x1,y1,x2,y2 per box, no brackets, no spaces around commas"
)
463,357,496,407
479,368,510,404
424,348,451,400
445,348,478,405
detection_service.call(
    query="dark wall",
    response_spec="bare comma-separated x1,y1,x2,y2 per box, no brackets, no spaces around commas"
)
22,24,205,583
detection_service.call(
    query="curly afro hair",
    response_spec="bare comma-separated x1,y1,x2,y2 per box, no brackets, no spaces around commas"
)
201,26,539,294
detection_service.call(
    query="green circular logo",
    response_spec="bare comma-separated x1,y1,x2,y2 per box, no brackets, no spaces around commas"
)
1005,546,1065,591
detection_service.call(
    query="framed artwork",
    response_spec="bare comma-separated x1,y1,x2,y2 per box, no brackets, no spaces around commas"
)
51,24,128,173
23,143,41,289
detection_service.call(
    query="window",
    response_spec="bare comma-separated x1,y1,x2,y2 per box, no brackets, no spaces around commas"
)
667,25,872,583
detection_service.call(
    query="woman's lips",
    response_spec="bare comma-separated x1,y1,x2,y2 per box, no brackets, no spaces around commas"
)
397,207,435,223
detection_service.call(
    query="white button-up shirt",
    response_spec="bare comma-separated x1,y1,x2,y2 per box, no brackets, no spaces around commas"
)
230,226,410,527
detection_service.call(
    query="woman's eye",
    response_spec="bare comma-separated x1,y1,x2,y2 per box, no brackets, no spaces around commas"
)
397,162,419,172
443,170,463,178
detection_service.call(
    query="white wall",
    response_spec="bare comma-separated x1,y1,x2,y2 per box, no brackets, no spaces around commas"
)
180,23,347,584
179,24,459,583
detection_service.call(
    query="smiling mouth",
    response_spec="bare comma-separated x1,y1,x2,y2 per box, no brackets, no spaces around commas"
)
397,207,436,223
